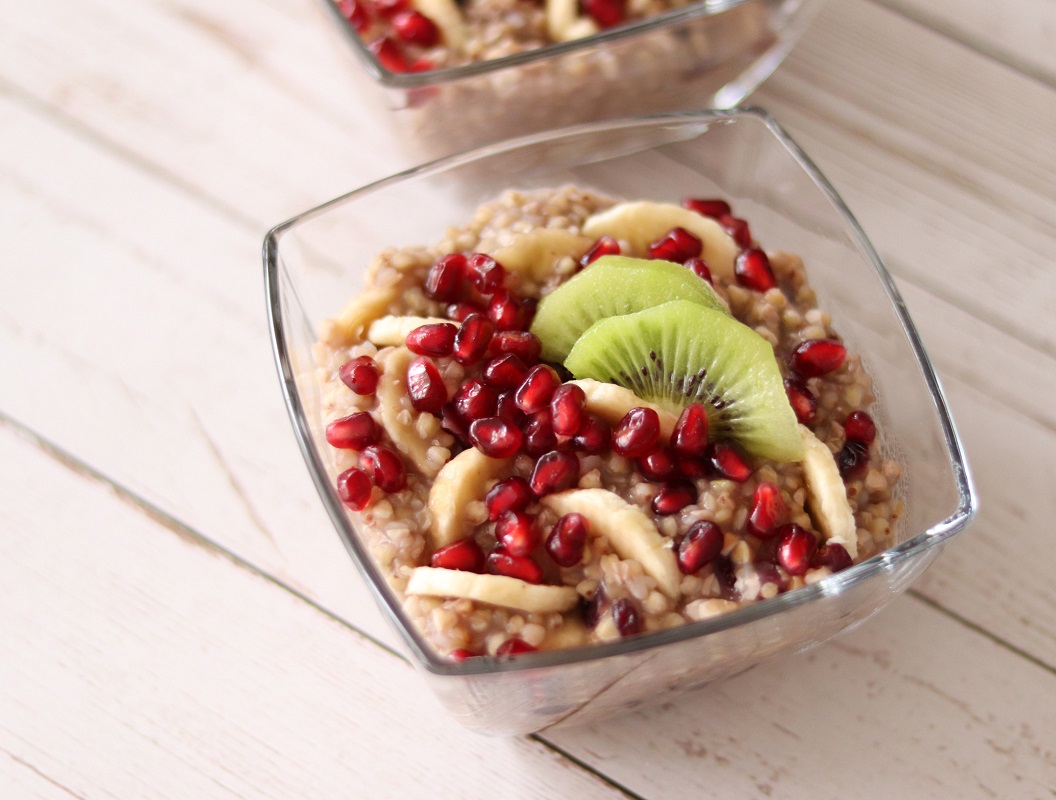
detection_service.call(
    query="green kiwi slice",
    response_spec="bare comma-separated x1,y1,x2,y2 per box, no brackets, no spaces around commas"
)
529,255,727,364
564,299,803,462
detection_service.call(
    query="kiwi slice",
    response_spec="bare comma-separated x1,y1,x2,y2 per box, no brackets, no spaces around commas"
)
564,299,803,462
529,255,727,364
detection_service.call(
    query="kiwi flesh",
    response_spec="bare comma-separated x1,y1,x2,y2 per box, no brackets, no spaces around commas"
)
529,255,727,364
564,299,803,462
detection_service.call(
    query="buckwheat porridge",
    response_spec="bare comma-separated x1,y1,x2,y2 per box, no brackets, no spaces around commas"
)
314,185,904,660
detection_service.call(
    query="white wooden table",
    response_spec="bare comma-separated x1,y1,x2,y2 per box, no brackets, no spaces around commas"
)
3,0,1055,796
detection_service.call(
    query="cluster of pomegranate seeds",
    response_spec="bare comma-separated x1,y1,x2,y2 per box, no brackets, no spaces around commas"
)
610,598,642,637
336,467,373,511
546,513,589,567
734,248,777,292
783,377,816,424
677,520,724,574
390,9,439,46
612,407,661,458
339,355,379,395
775,523,817,575
579,235,620,269
746,481,789,538
487,549,543,583
336,0,370,32
430,537,485,572
581,0,625,28
325,411,380,451
648,227,702,262
407,356,447,413
788,338,846,378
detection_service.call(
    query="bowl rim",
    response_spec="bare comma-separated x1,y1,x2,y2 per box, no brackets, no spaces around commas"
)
264,107,978,678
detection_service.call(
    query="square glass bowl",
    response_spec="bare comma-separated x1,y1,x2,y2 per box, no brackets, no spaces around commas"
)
319,0,825,156
264,109,976,735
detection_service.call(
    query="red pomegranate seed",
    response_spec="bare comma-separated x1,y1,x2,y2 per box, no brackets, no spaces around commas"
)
489,330,541,364
430,537,485,572
683,198,731,219
495,391,526,426
487,550,543,584
406,322,457,357
446,302,479,323
684,257,713,284
776,523,817,576
546,513,589,567
487,289,526,332
812,542,853,573
391,9,439,46
572,414,610,454
448,648,478,661
369,36,409,72
336,467,372,511
453,378,497,422
523,410,558,457
708,440,753,482
579,235,621,269
336,0,370,32
677,455,710,480
712,554,738,599
325,411,379,450
581,0,625,27
719,214,751,248
358,444,407,493
496,637,537,656
407,356,447,414
482,353,528,392
515,364,560,414
453,313,495,365
648,227,702,262
612,407,661,459
530,450,580,497
372,0,408,17
837,440,870,480
677,520,724,574
495,511,537,557
784,377,817,424
747,481,788,539
426,254,466,302
671,402,709,457
485,476,533,521
754,560,789,592
468,416,522,458
611,598,641,636
439,403,469,443
339,355,379,395
735,248,777,292
579,590,604,628
550,383,586,437
466,253,506,294
637,445,677,482
788,338,846,378
844,410,876,444
652,482,696,516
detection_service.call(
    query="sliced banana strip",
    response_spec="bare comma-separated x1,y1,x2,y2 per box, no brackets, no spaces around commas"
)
560,17,599,41
376,346,441,477
325,285,400,346
367,315,450,347
799,425,858,559
406,567,579,613
428,446,511,548
582,201,740,279
570,379,679,439
492,229,594,282
413,0,466,49
541,489,681,598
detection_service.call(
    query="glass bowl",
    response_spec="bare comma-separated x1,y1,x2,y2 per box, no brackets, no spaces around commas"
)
318,0,826,156
264,108,976,735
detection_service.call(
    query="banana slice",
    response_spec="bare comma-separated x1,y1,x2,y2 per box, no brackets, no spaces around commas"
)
413,0,466,50
799,425,858,559
492,229,594,282
367,315,450,347
570,379,679,439
324,285,400,346
376,346,439,476
428,446,511,548
541,489,681,598
560,17,599,41
406,567,579,613
545,0,580,42
582,201,740,279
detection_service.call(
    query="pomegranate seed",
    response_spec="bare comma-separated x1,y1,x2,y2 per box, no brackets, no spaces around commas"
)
358,444,407,493
712,554,738,598
468,416,522,458
487,289,526,331
652,482,696,515
430,537,485,572
336,0,370,32
546,513,589,567
844,410,876,444
369,36,409,72
453,378,497,422
550,383,586,437
482,353,528,392
648,227,702,262
579,235,621,269
747,481,788,539
685,257,713,284
812,542,854,573
489,330,541,364
522,410,558,457
406,322,457,357
788,338,846,378
671,402,709,457
754,560,789,592
611,598,641,636
581,0,625,28
339,355,379,395
776,523,817,576
678,520,724,574
683,198,731,219
487,550,543,584
677,455,710,480
466,253,506,294
495,511,537,557
515,364,560,414
784,377,817,424
612,407,660,459
579,590,604,628
440,403,469,443
530,450,580,497
495,391,526,426
496,637,537,656
391,9,439,46
637,445,677,482
719,214,751,248
325,411,379,450
372,0,408,17
837,440,870,480
708,440,753,482
407,356,447,414
336,467,372,511
446,302,478,323
735,248,777,292
453,313,495,365
485,476,533,521
572,414,610,454
448,648,478,661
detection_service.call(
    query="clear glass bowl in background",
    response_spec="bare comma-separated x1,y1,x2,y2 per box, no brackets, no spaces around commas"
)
264,108,976,735
317,0,826,156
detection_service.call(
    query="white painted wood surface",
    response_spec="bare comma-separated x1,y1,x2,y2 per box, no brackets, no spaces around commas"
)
2,0,1054,796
